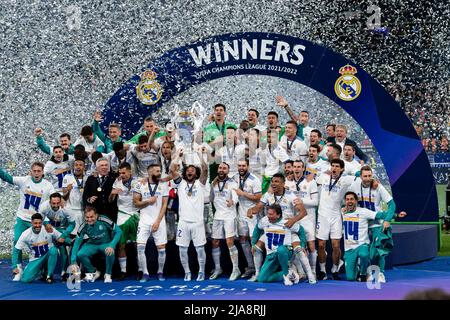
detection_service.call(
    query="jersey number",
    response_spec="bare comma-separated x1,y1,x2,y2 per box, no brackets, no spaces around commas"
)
266,233,285,250
24,194,42,211
57,172,69,189
32,243,49,258
343,221,359,241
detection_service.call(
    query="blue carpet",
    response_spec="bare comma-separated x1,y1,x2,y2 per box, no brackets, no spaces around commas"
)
1,258,450,300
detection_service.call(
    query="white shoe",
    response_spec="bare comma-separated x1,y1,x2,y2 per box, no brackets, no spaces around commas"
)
309,277,317,284
92,270,101,282
104,274,112,283
331,259,344,273
184,272,191,281
209,269,223,280
288,268,300,284
12,265,23,282
196,272,205,281
248,274,258,282
378,273,386,283
229,269,241,281
283,274,293,286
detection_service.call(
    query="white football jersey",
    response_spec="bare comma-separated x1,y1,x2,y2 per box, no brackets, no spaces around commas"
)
44,157,73,192
74,135,105,153
232,172,262,219
12,176,55,222
217,145,239,178
342,207,377,251
211,179,239,220
348,178,393,228
279,135,308,162
343,159,361,176
133,180,169,224
260,189,298,219
172,179,208,223
260,144,290,177
316,173,355,217
113,177,139,215
285,178,319,218
129,144,160,177
257,216,301,255
305,158,329,178
62,174,87,211
15,227,61,262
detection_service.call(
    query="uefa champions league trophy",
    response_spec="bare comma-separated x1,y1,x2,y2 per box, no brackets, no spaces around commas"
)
171,101,206,165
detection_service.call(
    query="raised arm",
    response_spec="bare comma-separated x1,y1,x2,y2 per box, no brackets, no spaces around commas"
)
92,111,107,143
276,95,299,122
0,168,14,185
34,127,51,155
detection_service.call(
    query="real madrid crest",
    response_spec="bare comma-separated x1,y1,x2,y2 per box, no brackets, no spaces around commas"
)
334,65,361,101
136,70,163,105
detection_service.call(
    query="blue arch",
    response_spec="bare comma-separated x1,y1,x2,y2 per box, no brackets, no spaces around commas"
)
102,32,437,222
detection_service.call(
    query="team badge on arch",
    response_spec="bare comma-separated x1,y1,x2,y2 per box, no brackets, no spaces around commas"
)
136,70,163,105
334,65,362,101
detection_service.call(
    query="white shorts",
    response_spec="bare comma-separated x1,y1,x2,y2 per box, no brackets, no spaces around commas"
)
66,208,83,236
176,220,207,247
300,216,316,242
316,214,342,240
137,218,167,246
238,216,257,237
212,219,236,239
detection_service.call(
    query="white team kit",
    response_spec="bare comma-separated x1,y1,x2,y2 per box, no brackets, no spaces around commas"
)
113,177,139,226
62,173,88,234
347,179,393,228
173,179,209,247
279,135,308,162
285,178,319,242
257,216,301,255
129,144,160,177
217,145,239,178
74,135,105,153
133,180,169,246
235,145,263,178
15,227,61,262
211,178,239,239
305,158,328,178
44,156,73,193
232,172,262,237
260,189,301,243
316,173,356,240
12,176,55,222
342,207,377,251
260,145,290,177
38,201,74,229
343,159,362,176
106,150,136,174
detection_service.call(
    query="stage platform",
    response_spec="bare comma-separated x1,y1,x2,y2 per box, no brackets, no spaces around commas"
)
1,257,450,300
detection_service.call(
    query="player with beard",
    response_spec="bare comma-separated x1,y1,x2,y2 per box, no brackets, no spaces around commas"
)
231,159,262,279
209,162,241,280
348,165,397,283
133,164,169,282
305,144,328,178
62,158,87,236
170,149,209,281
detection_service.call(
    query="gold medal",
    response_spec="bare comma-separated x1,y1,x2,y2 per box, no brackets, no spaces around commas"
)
97,187,102,192
188,191,192,196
